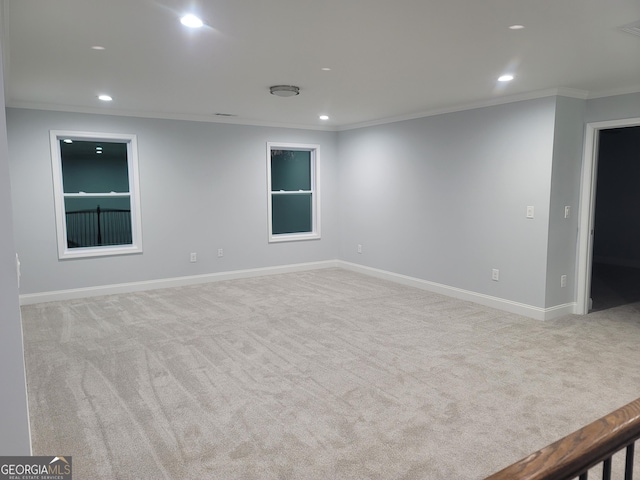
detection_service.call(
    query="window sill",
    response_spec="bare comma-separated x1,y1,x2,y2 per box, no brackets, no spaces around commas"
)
268,232,321,243
59,244,142,260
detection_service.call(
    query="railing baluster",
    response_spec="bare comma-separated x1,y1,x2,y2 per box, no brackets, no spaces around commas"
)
602,456,611,480
96,205,102,245
625,442,634,480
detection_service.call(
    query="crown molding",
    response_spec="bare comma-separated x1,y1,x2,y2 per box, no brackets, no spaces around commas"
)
4,101,340,132
586,85,640,100
12,85,640,133
337,88,590,131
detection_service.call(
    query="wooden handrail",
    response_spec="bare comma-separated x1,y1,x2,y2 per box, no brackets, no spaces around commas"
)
485,397,640,480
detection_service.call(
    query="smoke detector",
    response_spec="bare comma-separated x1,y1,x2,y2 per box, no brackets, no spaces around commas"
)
269,85,300,97
621,20,640,38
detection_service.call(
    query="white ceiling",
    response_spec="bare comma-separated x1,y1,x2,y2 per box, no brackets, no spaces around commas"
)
2,0,640,130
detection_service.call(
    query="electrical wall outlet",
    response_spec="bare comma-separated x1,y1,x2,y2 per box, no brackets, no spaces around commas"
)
217,248,224,258
492,269,499,281
16,253,21,288
190,252,197,263
561,275,567,288
357,244,362,254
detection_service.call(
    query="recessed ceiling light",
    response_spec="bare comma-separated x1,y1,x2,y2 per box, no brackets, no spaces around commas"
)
321,67,331,71
319,115,329,121
63,139,73,144
98,94,113,101
509,25,525,30
180,14,204,28
96,146,103,150
91,45,105,50
498,74,514,82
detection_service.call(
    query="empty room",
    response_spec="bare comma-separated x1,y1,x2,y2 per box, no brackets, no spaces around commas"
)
2,1,640,479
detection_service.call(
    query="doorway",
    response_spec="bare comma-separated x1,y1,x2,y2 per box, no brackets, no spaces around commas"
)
576,118,640,314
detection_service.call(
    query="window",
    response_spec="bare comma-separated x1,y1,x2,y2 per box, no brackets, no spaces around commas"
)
50,130,143,259
267,142,320,242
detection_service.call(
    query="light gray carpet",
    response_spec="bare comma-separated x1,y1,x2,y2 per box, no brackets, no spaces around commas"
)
21,268,640,479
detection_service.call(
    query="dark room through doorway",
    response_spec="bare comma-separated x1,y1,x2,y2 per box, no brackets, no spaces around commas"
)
590,125,640,312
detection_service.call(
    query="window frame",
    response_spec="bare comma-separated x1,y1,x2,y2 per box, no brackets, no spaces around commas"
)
49,130,143,259
267,142,321,243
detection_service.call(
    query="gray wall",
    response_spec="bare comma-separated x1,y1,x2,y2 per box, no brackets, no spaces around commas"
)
9,93,639,308
7,109,339,294
545,96,586,307
586,93,640,124
0,36,31,453
337,97,558,308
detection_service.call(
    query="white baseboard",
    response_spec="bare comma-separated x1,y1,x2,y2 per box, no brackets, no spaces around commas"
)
19,259,577,320
337,261,576,321
18,260,340,305
541,302,577,320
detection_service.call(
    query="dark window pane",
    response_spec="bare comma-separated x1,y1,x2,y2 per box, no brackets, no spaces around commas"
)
271,150,311,191
272,193,312,234
60,140,129,193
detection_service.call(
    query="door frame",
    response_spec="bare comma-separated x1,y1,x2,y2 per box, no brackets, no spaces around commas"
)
576,116,640,314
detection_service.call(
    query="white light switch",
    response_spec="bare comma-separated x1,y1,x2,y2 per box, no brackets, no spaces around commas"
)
526,206,534,219
564,206,571,219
